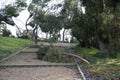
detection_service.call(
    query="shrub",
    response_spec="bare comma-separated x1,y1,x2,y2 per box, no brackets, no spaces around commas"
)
30,45,40,48
94,51,108,58
2,29,11,37
36,46,49,59
43,47,64,62
36,46,72,63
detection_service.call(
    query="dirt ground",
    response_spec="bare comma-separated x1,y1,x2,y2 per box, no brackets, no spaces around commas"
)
0,67,78,80
0,47,80,80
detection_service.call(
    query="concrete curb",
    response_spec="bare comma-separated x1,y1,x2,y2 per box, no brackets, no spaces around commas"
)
0,64,76,68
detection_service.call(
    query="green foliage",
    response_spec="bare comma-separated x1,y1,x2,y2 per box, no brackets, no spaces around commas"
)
40,14,62,35
88,65,120,79
43,47,60,62
0,0,27,26
28,0,62,43
36,45,49,59
76,47,120,79
76,46,120,66
75,47,97,63
18,35,29,39
28,3,35,13
94,51,108,58
60,0,120,57
5,5,19,17
2,29,11,37
48,37,57,43
16,0,27,8
36,45,71,63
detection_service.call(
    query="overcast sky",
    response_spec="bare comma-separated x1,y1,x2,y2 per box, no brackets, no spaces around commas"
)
0,0,72,41
0,0,63,36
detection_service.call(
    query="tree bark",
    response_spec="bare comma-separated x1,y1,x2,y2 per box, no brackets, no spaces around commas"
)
62,29,65,42
25,13,33,35
46,33,48,39
33,25,38,45
58,31,61,41
98,39,107,52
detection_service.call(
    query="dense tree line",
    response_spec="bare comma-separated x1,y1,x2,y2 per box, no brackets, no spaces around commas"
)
61,0,120,57
0,0,119,57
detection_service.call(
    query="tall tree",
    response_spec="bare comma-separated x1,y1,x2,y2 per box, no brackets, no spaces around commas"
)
60,0,120,57
0,0,27,35
27,0,51,44
28,0,63,43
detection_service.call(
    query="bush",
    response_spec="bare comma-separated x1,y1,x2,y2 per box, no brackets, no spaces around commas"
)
94,51,108,58
2,29,11,37
43,47,64,62
18,35,29,39
36,46,72,63
36,45,49,59
30,45,40,48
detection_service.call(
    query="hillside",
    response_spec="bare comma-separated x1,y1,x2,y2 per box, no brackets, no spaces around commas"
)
0,36,33,58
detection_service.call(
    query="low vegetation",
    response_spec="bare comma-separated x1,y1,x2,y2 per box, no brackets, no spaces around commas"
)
0,36,33,58
36,45,73,63
75,47,120,79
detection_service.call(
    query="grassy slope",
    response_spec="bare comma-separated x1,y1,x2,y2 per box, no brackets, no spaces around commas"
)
75,47,120,79
0,36,33,58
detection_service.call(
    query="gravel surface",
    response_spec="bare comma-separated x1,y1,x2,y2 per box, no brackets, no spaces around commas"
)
0,67,78,80
1,53,50,65
0,47,80,80
39,42,77,47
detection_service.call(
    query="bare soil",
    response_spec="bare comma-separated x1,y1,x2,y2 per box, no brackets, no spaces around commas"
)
0,67,78,80
0,46,79,80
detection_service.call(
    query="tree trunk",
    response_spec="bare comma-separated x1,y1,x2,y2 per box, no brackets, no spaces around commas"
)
35,26,38,45
50,33,52,39
33,25,38,45
58,31,61,41
98,39,107,52
46,33,48,39
62,29,65,42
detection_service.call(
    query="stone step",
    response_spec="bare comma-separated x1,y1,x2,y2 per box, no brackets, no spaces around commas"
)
0,63,76,68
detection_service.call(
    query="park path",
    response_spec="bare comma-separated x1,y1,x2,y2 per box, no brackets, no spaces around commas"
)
0,43,80,80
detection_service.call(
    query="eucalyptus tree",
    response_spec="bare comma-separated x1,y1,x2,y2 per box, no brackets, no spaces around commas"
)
80,0,120,56
28,0,64,43
60,0,120,57
0,0,27,35
27,0,51,44
40,14,61,39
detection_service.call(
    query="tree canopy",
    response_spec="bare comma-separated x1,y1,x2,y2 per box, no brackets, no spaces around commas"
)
0,0,27,26
60,0,120,57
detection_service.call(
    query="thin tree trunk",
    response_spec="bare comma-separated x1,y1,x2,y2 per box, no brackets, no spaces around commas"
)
33,25,38,45
62,29,65,42
25,14,33,35
35,26,38,45
46,33,48,39
98,39,107,52
59,31,61,41
50,33,52,39
12,18,21,36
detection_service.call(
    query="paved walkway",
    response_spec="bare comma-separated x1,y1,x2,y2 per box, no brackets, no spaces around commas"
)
0,46,80,80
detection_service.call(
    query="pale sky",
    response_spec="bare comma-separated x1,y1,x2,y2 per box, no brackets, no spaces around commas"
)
6,0,64,37
0,0,72,41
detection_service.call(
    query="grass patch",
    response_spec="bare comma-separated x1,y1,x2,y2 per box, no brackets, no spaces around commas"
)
88,65,120,79
75,46,120,79
81,47,99,55
0,36,33,58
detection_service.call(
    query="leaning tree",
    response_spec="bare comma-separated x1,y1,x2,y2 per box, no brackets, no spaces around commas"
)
60,0,120,57
0,0,27,35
